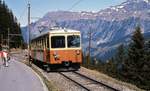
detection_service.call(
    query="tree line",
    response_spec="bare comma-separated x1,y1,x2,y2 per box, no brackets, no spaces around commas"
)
0,0,23,48
83,26,150,90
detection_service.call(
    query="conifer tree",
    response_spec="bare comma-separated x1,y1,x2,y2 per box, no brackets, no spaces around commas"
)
123,26,150,89
143,40,150,88
115,44,126,70
0,0,23,48
145,40,150,62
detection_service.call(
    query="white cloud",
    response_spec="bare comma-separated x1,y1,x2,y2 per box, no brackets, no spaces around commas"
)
143,0,149,3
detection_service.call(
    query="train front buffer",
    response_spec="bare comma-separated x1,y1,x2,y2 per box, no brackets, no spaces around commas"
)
49,49,82,66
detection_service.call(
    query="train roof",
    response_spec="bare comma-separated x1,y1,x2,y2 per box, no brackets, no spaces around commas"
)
49,27,80,33
31,27,80,40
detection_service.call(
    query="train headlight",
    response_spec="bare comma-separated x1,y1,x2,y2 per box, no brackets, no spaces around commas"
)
76,50,80,55
53,51,59,60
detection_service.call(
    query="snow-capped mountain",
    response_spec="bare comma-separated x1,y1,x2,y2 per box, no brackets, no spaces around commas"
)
21,0,150,60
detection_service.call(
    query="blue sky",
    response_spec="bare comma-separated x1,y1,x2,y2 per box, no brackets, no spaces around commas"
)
4,0,126,26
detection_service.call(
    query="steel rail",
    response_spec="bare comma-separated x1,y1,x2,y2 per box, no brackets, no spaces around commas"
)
73,71,120,91
60,71,120,91
59,72,90,91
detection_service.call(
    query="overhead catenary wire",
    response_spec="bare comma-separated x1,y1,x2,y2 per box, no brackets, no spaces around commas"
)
31,0,84,20
25,0,30,4
20,0,84,22
18,6,27,22
30,7,43,20
17,0,30,26
68,0,84,11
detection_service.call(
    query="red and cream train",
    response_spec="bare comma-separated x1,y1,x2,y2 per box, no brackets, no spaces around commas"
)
30,27,82,70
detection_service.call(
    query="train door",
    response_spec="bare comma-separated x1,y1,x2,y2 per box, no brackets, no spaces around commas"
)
46,35,50,63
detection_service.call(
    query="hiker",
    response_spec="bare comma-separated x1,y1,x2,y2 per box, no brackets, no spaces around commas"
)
0,44,2,66
2,46,9,67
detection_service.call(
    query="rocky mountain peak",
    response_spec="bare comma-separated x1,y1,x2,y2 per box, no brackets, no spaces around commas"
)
126,0,149,3
21,0,150,60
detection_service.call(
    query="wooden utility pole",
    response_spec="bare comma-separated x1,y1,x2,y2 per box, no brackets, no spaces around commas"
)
87,28,92,66
8,28,10,50
88,30,91,59
0,34,2,44
28,2,30,46
28,2,31,65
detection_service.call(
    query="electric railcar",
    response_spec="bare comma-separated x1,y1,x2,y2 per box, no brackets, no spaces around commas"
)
30,27,82,71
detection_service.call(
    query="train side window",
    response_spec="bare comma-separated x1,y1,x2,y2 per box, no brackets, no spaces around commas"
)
40,39,42,49
36,40,38,49
41,39,43,49
47,37,49,49
43,38,45,48
37,39,40,49
41,39,42,49
39,39,41,49
38,40,40,49
33,42,35,49
51,36,65,48
44,38,46,48
35,40,37,49
34,42,35,49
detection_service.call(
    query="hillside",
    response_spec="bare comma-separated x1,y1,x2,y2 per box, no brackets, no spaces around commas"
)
21,0,150,60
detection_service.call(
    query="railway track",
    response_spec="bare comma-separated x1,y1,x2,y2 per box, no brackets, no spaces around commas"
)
13,52,140,91
59,71,120,91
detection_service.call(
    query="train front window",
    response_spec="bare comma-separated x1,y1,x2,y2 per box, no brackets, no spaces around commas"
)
67,35,80,48
51,36,65,48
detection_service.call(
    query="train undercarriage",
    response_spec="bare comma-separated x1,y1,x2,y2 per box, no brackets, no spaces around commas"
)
31,58,80,72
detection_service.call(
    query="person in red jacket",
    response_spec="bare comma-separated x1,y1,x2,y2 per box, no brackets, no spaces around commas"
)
0,44,2,66
1,45,9,67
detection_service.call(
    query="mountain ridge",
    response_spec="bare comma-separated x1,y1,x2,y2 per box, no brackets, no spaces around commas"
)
21,0,150,60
